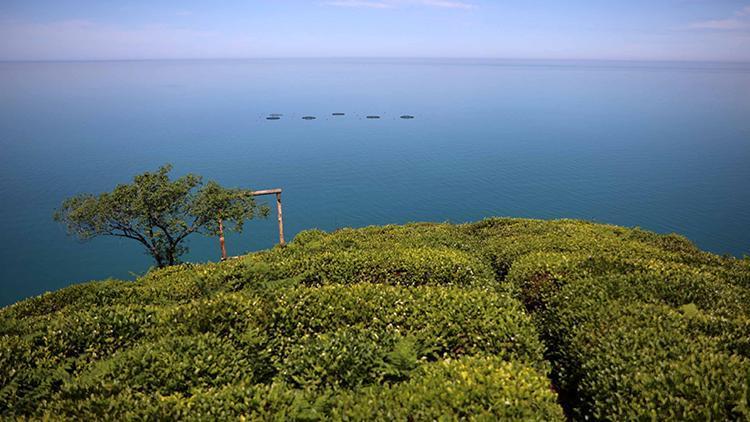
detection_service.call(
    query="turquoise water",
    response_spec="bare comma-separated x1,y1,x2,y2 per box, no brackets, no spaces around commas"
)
1,59,749,306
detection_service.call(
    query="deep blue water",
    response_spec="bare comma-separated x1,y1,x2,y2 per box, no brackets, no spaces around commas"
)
1,59,749,306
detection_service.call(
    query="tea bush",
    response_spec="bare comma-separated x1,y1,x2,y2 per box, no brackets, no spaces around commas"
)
154,292,269,340
265,246,495,288
41,357,563,421
494,219,750,420
474,218,728,278
278,327,396,389
268,283,544,367
32,304,158,363
332,356,565,421
562,303,750,420
0,279,133,321
58,333,263,398
2,218,749,419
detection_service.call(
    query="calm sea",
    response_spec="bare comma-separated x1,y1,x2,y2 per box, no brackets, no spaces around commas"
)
1,59,749,306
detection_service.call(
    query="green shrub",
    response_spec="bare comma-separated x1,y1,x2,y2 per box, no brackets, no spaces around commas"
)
0,279,133,321
41,389,181,420
269,247,495,288
688,314,750,358
164,382,327,421
0,360,71,416
268,284,545,368
58,333,263,400
134,263,232,303
290,223,480,253
128,259,281,305
1,305,156,417
475,218,728,279
493,219,750,420
291,228,328,246
0,335,31,389
507,251,749,316
0,335,68,415
3,218,749,420
567,304,750,420
42,382,327,421
32,304,157,364
715,257,750,290
1,305,156,415
154,292,269,339
44,356,566,421
535,273,750,420
332,356,565,421
278,328,397,390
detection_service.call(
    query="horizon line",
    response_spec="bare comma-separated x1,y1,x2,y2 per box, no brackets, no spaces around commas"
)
1,56,750,65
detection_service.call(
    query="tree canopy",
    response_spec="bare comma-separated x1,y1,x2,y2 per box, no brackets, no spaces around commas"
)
54,164,269,267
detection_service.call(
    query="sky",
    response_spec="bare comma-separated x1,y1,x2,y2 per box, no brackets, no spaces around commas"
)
1,0,749,61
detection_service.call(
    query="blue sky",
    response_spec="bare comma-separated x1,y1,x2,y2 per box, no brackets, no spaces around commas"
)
1,1,749,61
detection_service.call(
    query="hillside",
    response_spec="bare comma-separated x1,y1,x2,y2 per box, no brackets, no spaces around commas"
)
1,218,749,420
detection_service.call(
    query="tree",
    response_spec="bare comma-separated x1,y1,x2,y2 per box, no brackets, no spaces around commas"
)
54,164,270,268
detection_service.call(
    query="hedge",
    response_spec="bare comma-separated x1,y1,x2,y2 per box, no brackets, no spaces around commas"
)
508,251,750,419
566,303,750,420
2,218,749,419
263,246,496,288
42,358,564,421
58,333,263,398
268,283,545,369
332,356,565,421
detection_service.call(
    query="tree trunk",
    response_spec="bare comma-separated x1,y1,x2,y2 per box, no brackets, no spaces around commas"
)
154,255,166,268
150,245,167,268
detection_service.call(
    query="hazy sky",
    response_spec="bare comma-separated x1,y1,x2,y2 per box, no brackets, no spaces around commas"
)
1,1,749,61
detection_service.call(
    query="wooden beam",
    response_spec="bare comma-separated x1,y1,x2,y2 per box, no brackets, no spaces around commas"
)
217,187,286,260
250,188,285,246
251,188,282,196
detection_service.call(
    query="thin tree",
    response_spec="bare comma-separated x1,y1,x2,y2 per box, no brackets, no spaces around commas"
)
54,164,269,267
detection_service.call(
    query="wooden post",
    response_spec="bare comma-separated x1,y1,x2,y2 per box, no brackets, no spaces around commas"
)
218,210,227,260
250,188,285,247
216,188,285,261
276,192,285,246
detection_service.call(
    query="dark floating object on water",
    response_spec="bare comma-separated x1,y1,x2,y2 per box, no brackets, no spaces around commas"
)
302,116,316,120
269,113,283,117
332,112,345,116
266,116,281,120
400,115,415,119
366,115,381,119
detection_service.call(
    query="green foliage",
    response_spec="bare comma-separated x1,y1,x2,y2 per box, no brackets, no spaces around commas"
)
3,217,750,419
566,304,750,420
59,333,263,398
279,328,394,390
34,305,158,363
491,219,750,420
0,305,158,415
268,283,545,367
268,246,495,288
476,218,726,278
0,279,133,323
156,292,269,339
332,356,565,421
54,164,269,267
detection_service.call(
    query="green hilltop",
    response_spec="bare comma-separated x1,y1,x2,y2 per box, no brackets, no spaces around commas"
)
1,218,749,420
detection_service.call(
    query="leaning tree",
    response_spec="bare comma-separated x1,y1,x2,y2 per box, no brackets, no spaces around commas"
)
54,164,269,268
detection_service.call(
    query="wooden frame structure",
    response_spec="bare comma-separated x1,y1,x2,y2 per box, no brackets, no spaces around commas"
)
218,188,285,261
251,188,285,247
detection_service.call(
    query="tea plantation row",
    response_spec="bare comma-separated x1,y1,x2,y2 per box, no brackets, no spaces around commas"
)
1,218,748,420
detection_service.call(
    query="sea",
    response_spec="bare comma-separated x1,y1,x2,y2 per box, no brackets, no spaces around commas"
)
1,58,749,306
